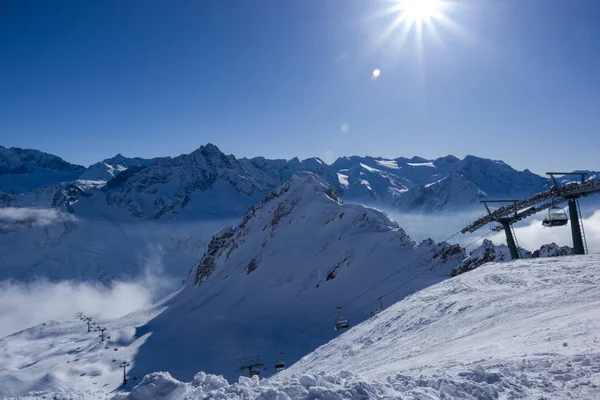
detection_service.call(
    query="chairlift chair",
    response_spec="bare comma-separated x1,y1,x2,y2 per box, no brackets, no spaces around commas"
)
274,352,285,371
370,296,384,318
334,306,350,331
542,206,568,227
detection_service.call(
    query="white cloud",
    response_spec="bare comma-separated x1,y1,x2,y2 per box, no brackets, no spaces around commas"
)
0,279,153,339
489,210,600,253
0,207,77,228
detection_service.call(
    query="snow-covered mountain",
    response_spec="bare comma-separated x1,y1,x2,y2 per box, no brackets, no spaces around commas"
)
0,172,464,395
120,173,464,382
79,154,160,181
1,143,557,217
0,146,85,193
69,144,340,220
3,255,599,399
331,154,549,211
0,172,467,396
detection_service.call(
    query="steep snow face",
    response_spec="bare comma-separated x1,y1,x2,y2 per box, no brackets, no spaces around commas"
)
118,173,465,382
0,146,85,193
277,254,600,399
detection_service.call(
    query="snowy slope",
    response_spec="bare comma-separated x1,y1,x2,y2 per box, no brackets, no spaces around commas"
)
277,254,600,399
0,146,85,193
4,255,600,399
124,173,464,381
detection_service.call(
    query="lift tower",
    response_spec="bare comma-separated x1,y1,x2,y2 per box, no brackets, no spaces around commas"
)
480,200,526,260
547,172,587,255
462,173,600,260
237,356,264,378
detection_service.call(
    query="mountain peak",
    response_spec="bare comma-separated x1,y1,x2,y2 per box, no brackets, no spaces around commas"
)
199,143,223,155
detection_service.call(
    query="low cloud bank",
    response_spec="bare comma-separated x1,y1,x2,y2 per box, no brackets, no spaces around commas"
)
489,209,600,253
0,279,153,339
0,207,77,226
380,209,479,243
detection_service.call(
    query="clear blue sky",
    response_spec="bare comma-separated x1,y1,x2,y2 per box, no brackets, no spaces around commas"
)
1,0,599,173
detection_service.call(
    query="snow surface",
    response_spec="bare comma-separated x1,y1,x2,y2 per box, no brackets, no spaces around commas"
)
5,255,600,399
406,161,435,168
373,159,400,170
336,172,349,188
424,177,448,188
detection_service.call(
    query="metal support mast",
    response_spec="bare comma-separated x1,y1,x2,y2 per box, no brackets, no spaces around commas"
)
237,356,264,378
120,361,130,385
500,219,520,260
568,198,585,255
548,173,588,255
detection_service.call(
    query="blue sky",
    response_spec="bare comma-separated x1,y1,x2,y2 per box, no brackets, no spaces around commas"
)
1,0,599,173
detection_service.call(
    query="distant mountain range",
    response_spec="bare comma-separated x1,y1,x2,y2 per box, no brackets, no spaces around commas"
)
0,143,595,284
1,143,576,217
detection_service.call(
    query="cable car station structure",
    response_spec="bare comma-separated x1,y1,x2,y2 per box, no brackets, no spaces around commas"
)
462,172,600,260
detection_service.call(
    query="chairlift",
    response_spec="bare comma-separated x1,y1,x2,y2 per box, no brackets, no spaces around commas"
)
274,352,285,371
542,205,568,227
334,306,349,331
370,296,384,318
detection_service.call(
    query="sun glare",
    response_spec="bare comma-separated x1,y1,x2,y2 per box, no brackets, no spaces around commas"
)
399,0,442,22
370,0,469,63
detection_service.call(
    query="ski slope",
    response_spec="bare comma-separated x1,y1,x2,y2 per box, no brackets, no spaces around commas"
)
3,254,600,399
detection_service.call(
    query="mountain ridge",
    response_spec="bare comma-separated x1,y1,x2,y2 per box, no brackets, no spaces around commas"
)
1,143,567,217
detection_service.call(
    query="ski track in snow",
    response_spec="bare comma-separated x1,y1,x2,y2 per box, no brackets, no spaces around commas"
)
2,255,600,399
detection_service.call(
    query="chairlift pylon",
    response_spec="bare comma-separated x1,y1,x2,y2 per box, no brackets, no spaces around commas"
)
237,355,264,378
334,306,349,331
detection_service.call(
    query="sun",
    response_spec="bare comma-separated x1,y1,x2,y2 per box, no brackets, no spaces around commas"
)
398,0,442,22
369,0,466,57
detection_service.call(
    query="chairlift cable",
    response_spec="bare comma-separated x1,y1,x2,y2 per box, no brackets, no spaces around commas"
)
334,229,495,328
311,230,463,326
